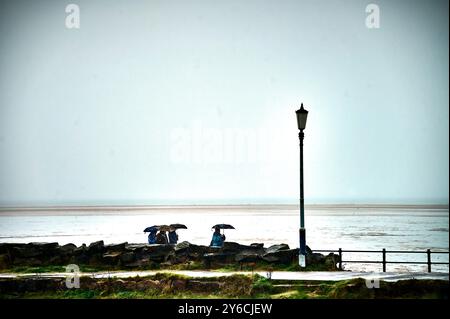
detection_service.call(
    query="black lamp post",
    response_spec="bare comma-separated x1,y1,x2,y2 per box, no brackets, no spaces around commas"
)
296,103,308,267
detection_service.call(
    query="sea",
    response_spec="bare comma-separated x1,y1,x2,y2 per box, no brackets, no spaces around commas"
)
0,205,448,272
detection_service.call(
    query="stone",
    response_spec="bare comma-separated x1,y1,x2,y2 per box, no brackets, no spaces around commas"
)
0,254,11,269
235,253,260,263
203,252,236,266
171,279,187,290
105,242,128,252
29,242,59,250
141,244,175,262
12,246,43,258
265,244,290,254
88,241,105,254
74,244,87,254
221,242,243,252
125,244,149,252
135,279,160,291
123,259,152,268
73,253,89,264
262,248,298,264
324,253,340,270
174,241,190,251
120,252,135,263
306,253,326,265
60,243,77,254
102,252,122,265
175,241,210,260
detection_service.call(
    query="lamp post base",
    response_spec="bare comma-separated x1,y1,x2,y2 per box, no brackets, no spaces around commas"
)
299,254,306,267
299,227,306,267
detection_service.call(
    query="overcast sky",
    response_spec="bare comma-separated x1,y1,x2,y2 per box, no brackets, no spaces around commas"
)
0,0,448,206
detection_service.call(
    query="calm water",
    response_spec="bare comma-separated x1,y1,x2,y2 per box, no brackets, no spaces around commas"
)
0,205,448,272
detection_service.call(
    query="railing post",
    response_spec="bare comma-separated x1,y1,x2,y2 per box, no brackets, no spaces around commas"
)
427,249,431,273
338,248,342,270
382,248,386,272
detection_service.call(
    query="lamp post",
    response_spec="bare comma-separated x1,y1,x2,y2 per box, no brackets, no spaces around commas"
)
296,103,308,267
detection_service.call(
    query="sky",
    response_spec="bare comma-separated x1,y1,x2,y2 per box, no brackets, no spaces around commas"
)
0,0,448,206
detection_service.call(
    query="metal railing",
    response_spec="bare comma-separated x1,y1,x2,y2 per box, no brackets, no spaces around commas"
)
313,248,449,272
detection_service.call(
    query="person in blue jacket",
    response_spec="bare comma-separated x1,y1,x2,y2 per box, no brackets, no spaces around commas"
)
210,226,226,247
168,227,178,245
148,229,157,244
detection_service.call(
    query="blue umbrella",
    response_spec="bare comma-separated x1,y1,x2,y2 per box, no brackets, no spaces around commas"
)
143,226,159,233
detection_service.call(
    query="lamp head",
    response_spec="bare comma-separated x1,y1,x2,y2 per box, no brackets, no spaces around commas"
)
295,103,308,130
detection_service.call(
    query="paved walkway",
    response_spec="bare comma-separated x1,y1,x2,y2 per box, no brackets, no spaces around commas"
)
0,270,448,281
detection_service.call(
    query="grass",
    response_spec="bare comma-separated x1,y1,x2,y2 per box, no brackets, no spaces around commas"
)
1,273,447,299
0,259,335,274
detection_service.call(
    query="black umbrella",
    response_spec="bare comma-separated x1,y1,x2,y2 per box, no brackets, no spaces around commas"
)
212,224,235,237
170,223,187,230
157,225,171,232
143,226,159,233
143,225,172,232
212,224,235,230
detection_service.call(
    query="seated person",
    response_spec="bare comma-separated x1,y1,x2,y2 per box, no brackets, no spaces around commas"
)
148,229,157,244
168,228,178,245
156,231,168,244
210,226,226,247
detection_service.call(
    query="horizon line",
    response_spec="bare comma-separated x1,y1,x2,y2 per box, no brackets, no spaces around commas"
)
0,203,448,212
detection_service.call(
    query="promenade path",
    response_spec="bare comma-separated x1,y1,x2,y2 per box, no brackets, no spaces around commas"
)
0,270,448,281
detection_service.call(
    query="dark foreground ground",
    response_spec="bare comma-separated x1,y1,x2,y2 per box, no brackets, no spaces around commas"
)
0,273,448,299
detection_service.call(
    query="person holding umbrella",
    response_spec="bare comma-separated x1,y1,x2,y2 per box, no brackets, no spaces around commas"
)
148,228,157,244
168,224,187,245
210,224,235,247
210,226,225,247
143,226,158,244
156,230,169,244
168,227,178,245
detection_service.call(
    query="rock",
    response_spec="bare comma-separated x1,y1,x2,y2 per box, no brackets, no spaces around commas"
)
29,242,59,250
102,252,122,265
262,248,298,264
0,254,11,269
60,243,77,254
250,243,264,248
120,252,135,264
203,252,236,267
88,241,105,254
125,244,149,252
74,244,87,254
105,242,128,252
265,244,290,254
306,253,326,265
235,253,260,263
174,241,190,251
140,244,175,262
124,259,158,268
12,246,42,258
171,279,187,290
324,253,340,270
174,241,210,260
221,242,243,252
135,279,160,291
